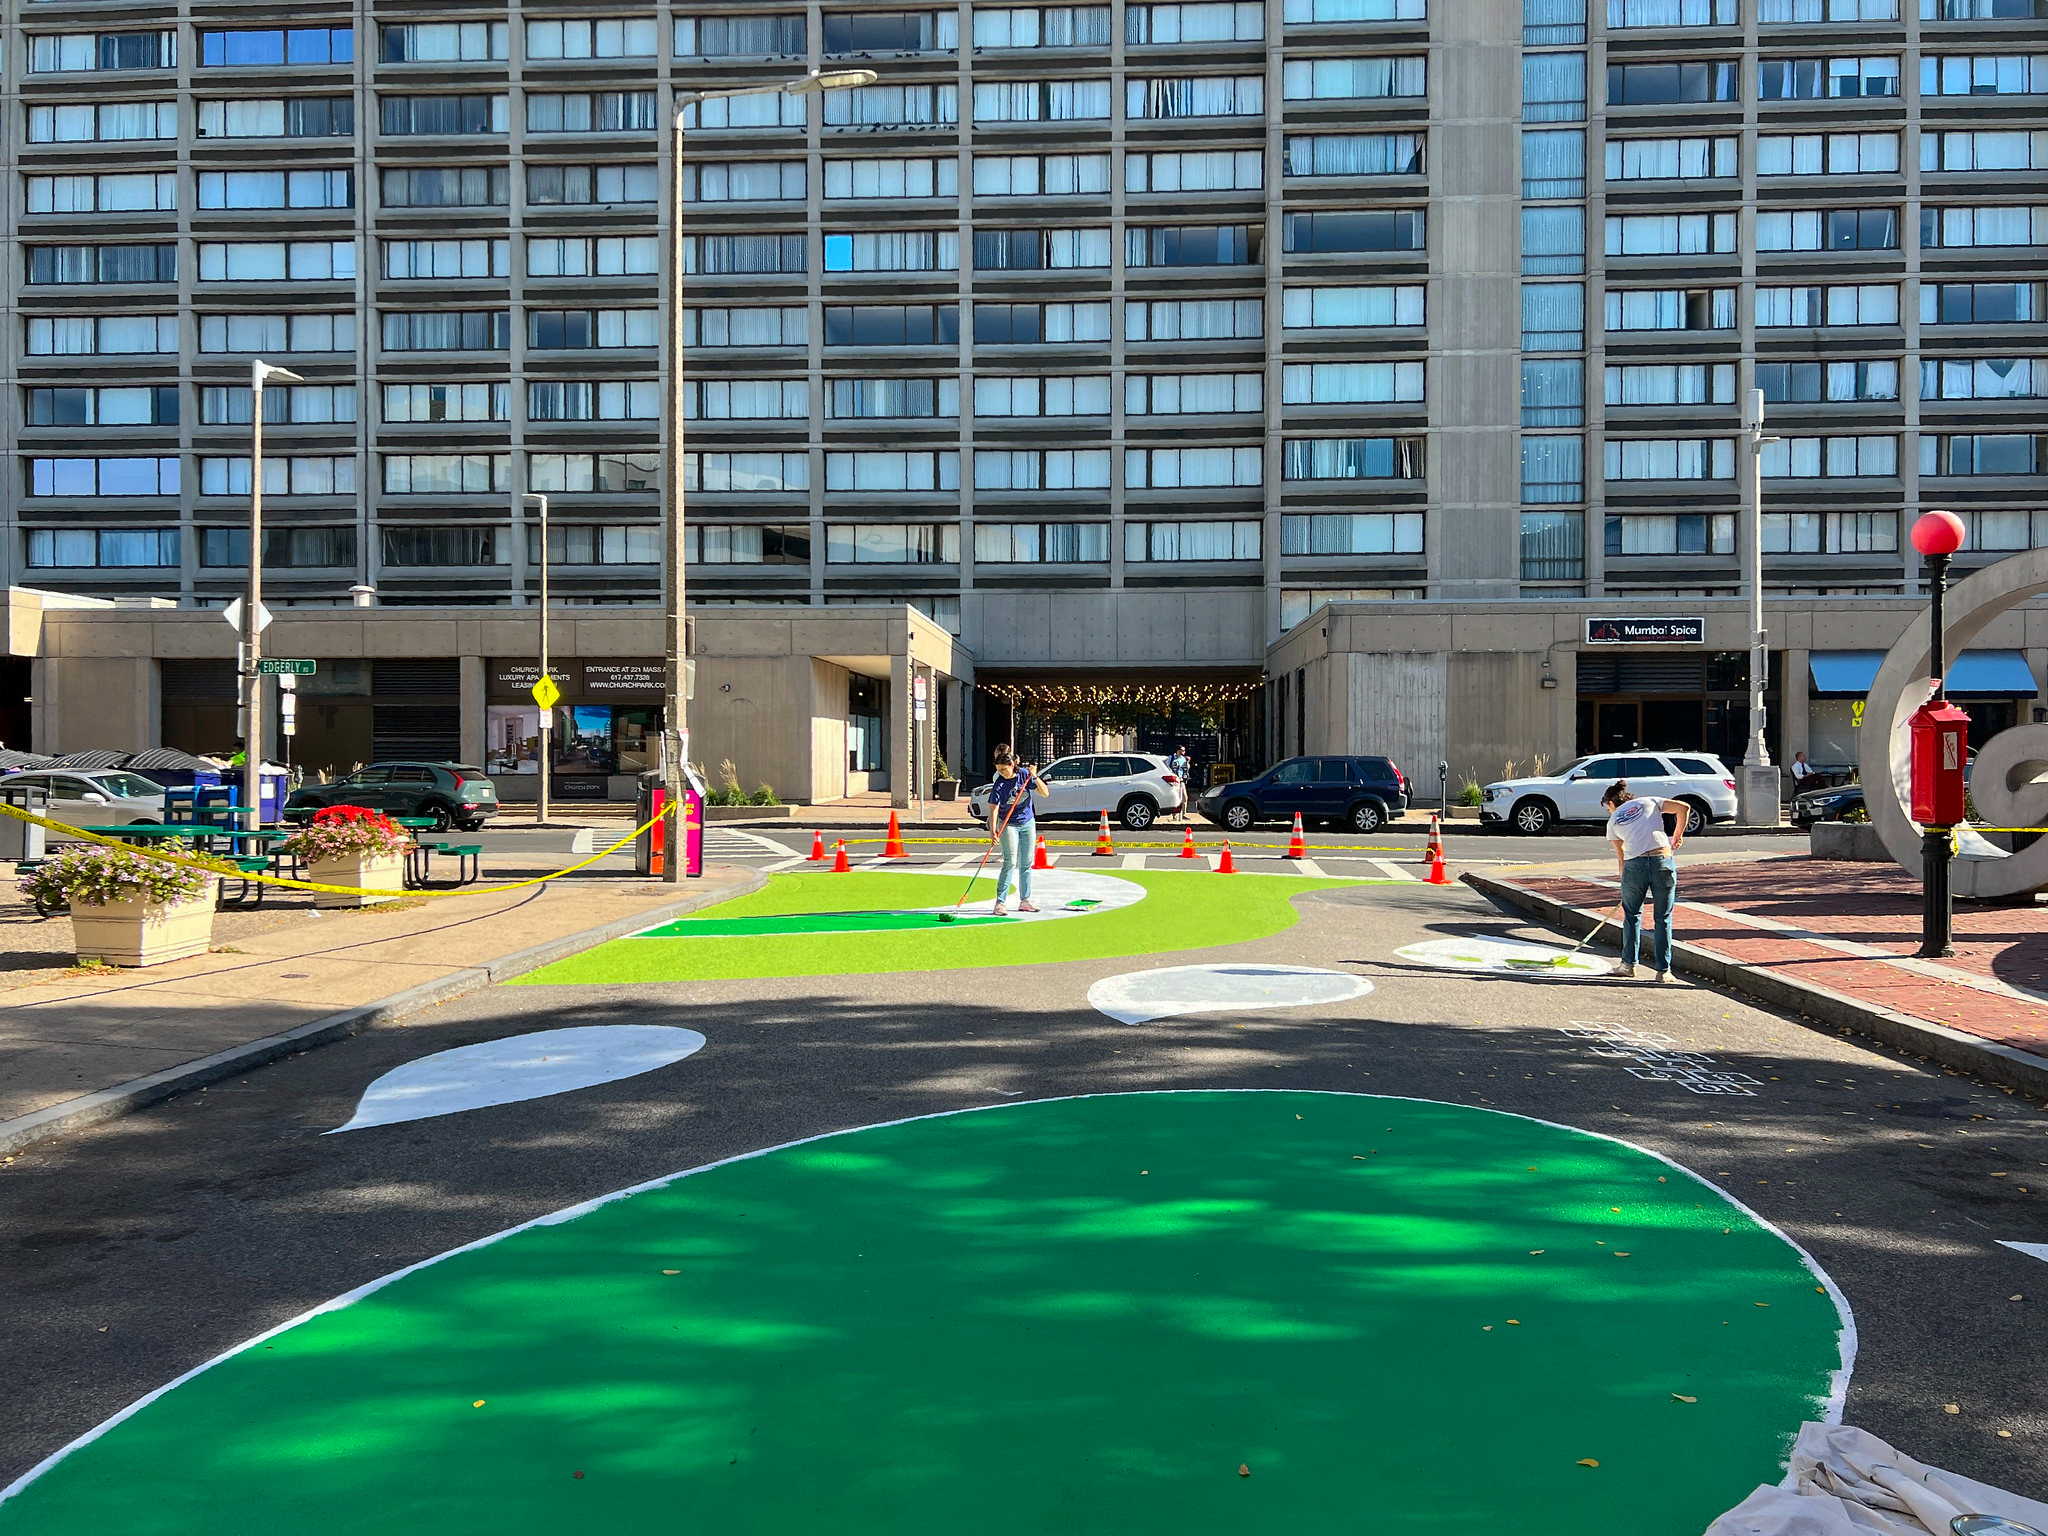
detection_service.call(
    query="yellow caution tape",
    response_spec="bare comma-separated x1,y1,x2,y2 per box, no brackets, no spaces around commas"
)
1,800,687,899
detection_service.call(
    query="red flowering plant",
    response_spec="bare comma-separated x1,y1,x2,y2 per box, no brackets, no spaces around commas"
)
282,804,412,862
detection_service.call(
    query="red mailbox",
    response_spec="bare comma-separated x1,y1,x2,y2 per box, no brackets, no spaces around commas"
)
1909,697,1972,827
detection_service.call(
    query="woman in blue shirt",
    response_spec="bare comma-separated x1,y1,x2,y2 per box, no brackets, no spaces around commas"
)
985,745,1049,914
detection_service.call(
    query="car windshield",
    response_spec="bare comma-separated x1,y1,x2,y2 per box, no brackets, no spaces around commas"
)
89,773,161,799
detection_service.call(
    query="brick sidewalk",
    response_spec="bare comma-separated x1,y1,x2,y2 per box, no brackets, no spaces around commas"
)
1515,857,2048,1061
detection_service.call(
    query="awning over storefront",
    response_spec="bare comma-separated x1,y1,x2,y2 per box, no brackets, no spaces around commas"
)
1808,652,1884,697
1946,649,2038,699
1809,649,2038,698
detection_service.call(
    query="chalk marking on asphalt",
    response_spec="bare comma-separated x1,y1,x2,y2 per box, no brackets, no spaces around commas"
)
1368,858,1419,881
1290,857,1328,877
1571,874,2048,1009
2000,1241,2048,1266
1120,853,1148,871
1557,1021,1762,1097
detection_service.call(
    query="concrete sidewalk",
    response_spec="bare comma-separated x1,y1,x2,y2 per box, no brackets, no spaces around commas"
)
0,866,760,1153
1472,855,2048,1100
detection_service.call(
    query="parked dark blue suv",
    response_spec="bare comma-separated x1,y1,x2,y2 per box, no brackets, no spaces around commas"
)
1198,756,1410,835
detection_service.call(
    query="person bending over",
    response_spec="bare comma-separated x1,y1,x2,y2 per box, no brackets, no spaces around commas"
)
1604,778,1685,983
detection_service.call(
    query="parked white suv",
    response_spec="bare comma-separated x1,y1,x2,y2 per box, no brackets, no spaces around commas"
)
969,753,1187,830
1481,752,1738,836
0,769,167,838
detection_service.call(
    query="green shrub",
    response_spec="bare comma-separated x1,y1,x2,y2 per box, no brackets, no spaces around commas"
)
751,784,782,806
1456,779,1483,807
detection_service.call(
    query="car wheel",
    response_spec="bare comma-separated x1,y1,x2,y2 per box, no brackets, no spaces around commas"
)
1349,800,1385,836
1679,798,1711,837
1223,800,1256,833
1118,796,1157,831
423,802,453,833
1512,798,1555,836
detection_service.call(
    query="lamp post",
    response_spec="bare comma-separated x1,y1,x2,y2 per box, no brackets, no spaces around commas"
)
1737,388,1781,825
244,358,302,824
663,67,875,879
523,492,551,825
1912,509,1968,958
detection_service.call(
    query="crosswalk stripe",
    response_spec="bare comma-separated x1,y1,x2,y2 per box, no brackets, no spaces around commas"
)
1120,852,1148,871
1368,858,1419,881
1290,857,1328,877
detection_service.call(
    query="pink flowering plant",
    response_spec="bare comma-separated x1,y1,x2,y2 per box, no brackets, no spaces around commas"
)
23,844,215,909
282,805,412,862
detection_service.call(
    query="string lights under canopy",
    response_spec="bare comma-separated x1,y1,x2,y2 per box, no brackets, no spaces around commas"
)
976,680,1261,712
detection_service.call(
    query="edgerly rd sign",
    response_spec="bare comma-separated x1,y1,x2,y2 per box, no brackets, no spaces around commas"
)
1584,617,1707,645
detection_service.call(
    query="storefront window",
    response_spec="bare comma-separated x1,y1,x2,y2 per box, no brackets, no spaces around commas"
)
849,674,887,772
486,704,540,774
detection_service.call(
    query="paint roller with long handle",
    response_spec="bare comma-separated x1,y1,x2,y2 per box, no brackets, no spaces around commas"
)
939,763,1035,922
1502,903,1623,969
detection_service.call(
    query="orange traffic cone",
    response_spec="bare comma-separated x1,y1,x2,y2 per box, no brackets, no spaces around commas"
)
1093,811,1115,857
1426,845,1449,885
832,840,852,873
1216,841,1237,874
1427,811,1444,862
1286,812,1306,860
883,811,907,860
808,829,826,862
1179,825,1199,859
1033,833,1053,871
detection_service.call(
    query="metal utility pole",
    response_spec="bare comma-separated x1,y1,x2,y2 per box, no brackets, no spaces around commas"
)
244,358,301,825
663,68,875,879
1737,389,1780,826
523,493,552,825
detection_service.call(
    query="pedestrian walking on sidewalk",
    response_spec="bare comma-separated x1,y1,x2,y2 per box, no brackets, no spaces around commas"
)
1169,745,1192,819
1604,779,1685,982
986,745,1048,915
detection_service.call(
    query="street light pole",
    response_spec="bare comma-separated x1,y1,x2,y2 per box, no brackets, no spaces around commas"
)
1737,389,1781,826
244,358,302,825
663,68,875,880
523,492,551,825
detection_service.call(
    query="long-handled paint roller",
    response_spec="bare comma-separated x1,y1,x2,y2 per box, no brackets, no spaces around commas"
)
1502,903,1622,969
938,762,1035,922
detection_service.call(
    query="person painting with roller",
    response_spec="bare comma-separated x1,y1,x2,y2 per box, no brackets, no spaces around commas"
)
985,745,1049,915
1604,778,1685,983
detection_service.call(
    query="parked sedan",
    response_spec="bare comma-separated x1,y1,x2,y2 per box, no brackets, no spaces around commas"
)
1198,756,1410,835
1792,782,1864,827
0,769,167,837
968,753,1185,830
286,762,500,831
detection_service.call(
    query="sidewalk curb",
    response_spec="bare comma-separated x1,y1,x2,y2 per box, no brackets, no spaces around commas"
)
1465,870,2048,1101
0,872,766,1158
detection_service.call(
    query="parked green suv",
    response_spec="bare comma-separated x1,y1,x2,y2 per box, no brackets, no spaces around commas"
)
285,763,499,831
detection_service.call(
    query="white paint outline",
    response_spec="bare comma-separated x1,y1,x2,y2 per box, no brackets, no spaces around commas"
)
1087,964,1373,1025
0,1090,1857,1505
2000,1240,2048,1266
1394,934,1616,979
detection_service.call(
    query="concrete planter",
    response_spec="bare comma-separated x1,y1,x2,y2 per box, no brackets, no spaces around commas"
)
700,804,797,822
1810,820,1894,864
69,885,217,967
932,779,961,802
308,852,407,908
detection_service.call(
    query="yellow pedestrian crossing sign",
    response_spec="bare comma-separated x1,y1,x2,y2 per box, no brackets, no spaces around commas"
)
531,674,562,710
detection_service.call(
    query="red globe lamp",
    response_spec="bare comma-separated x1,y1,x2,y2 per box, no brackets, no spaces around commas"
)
1911,510,1966,558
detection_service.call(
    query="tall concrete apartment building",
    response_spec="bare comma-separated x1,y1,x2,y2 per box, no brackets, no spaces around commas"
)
5,0,2046,786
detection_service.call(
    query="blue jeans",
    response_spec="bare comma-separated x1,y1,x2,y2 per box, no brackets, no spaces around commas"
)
995,821,1034,907
1619,854,1677,973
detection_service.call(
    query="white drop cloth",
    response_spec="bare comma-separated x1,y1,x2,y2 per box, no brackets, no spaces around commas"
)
1706,1423,2048,1536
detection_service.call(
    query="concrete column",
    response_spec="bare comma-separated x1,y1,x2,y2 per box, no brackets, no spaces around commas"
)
458,654,486,768
943,677,964,784
1782,649,1811,772
890,648,911,810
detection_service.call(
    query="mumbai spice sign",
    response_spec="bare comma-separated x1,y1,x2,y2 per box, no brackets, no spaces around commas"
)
1584,617,1707,646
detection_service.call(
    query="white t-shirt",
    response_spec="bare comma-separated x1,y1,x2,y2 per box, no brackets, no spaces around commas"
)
1606,796,1672,860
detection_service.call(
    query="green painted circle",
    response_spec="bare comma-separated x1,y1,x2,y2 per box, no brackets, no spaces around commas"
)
1,1093,1848,1534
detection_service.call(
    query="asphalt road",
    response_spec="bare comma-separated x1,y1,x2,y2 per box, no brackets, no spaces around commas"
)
4,874,2043,1503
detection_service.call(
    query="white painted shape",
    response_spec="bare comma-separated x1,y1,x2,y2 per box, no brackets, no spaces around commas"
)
328,1025,707,1133
1291,857,1328,877
2001,1241,2048,1266
1088,963,1372,1025
1394,934,1615,979
570,830,597,854
952,867,1146,924
1120,852,1147,870
1368,858,1419,881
